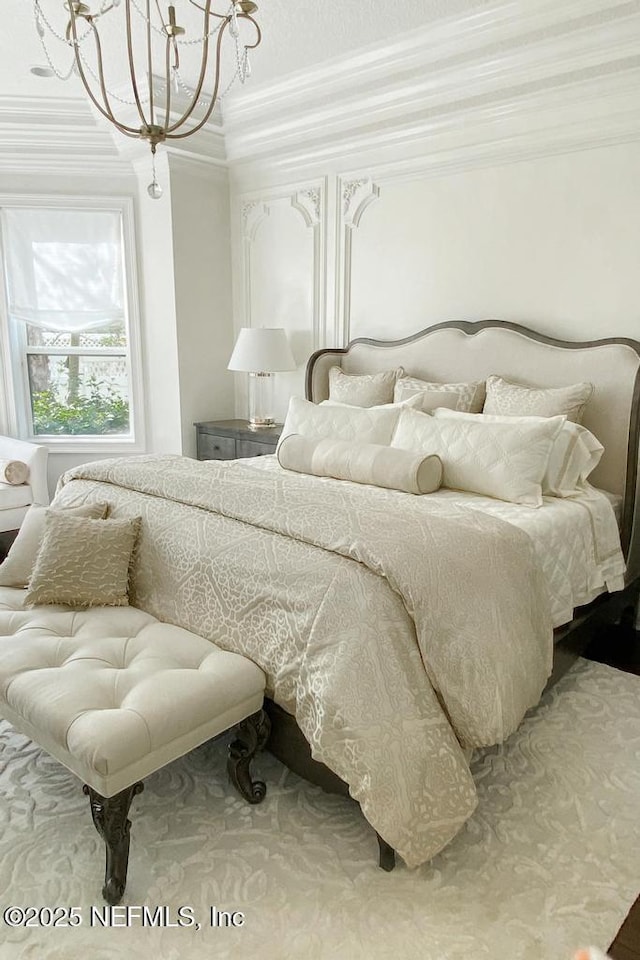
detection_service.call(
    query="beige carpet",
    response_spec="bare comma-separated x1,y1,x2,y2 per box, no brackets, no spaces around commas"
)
0,658,639,960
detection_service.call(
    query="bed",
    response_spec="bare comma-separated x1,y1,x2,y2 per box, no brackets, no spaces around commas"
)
56,319,640,871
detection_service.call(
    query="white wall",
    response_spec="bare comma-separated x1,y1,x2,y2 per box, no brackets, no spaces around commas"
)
169,158,235,458
347,143,640,344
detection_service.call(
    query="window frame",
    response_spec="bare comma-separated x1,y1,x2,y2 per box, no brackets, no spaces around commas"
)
0,194,145,454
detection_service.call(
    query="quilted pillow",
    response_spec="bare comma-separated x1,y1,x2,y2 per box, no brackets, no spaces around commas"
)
278,434,443,495
483,375,593,423
320,395,424,411
279,396,402,449
328,366,403,407
0,459,28,485
433,408,603,497
391,406,565,506
25,513,141,608
0,500,110,588
394,376,486,413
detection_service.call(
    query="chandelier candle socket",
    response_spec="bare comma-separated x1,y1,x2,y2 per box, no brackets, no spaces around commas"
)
33,1,261,195
228,328,296,429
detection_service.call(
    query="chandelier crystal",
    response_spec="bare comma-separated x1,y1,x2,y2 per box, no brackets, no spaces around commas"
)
33,0,261,195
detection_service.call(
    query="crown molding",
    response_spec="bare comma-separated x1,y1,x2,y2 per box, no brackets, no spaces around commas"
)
0,95,123,175
167,151,230,184
237,65,640,175
0,95,94,125
224,0,640,179
0,90,226,175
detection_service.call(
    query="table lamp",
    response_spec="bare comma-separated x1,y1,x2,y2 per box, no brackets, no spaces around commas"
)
227,327,296,429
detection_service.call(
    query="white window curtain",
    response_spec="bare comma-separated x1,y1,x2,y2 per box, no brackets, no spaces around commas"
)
2,208,124,332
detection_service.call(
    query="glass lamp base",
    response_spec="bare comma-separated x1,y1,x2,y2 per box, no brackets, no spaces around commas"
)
248,372,274,429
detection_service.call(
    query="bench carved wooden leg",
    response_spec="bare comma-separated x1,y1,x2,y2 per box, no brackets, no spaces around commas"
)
376,832,396,871
227,709,271,804
83,782,144,905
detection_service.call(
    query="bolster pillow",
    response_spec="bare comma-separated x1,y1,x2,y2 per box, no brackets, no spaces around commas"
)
277,434,442,495
0,459,28,486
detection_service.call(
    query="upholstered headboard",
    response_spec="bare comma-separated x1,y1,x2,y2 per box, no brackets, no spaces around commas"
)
306,320,640,581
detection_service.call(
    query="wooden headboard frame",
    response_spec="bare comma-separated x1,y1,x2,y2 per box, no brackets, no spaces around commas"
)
306,320,640,583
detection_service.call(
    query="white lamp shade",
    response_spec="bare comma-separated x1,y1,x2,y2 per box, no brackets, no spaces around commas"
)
228,327,296,373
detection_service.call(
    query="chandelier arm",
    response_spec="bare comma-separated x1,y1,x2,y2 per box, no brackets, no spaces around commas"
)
166,11,260,138
163,37,172,130
67,10,139,134
87,22,120,124
244,17,261,50
164,0,215,134
126,0,151,129
165,15,226,138
146,0,155,126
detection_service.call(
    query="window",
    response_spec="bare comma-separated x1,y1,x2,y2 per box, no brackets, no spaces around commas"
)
0,199,143,449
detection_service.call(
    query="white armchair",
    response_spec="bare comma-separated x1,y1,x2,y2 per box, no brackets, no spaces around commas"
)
0,436,49,534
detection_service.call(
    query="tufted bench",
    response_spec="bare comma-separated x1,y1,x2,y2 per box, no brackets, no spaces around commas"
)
0,586,269,904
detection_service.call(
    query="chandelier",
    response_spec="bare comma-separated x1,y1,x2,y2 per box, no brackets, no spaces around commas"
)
33,1,261,197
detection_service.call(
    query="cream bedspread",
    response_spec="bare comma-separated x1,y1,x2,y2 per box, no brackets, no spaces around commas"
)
59,454,554,867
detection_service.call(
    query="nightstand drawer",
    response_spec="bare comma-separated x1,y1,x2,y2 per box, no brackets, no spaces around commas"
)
237,438,277,458
197,434,237,460
194,420,283,462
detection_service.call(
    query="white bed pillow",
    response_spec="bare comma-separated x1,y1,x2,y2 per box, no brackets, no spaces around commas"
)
394,376,486,413
328,366,403,407
320,395,424,411
483,374,593,423
433,408,604,497
279,396,402,450
391,406,565,506
278,434,443,495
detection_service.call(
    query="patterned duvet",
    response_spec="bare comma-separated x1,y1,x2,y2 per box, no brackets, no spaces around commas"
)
59,453,558,867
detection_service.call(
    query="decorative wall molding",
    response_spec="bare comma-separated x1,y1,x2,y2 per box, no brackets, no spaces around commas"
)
236,180,326,349
337,177,381,346
292,187,322,227
241,200,269,239
342,179,380,227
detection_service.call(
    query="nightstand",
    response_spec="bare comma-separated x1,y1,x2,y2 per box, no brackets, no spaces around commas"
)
194,419,283,461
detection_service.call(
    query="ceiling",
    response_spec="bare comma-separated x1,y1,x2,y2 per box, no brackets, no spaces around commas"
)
6,0,496,103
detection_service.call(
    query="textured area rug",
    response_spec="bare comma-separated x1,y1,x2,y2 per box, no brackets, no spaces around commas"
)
0,658,638,960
